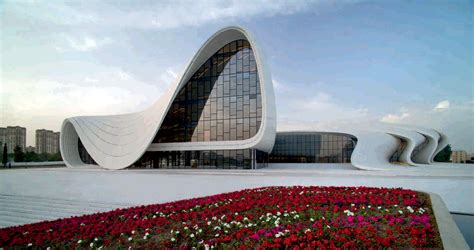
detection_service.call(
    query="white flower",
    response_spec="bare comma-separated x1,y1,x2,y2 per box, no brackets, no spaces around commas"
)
207,221,212,225
184,226,189,230
90,242,94,247
77,240,82,244
128,237,132,241
131,230,135,234
94,237,99,241
304,229,311,233
398,210,403,214
215,233,220,237
310,218,315,222
171,237,176,242
190,233,195,238
407,206,414,213
28,243,33,247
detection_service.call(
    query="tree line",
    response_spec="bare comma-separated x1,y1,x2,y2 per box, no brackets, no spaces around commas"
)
2,143,62,165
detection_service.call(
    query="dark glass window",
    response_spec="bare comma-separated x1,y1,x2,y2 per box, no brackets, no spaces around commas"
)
390,139,407,163
130,149,267,169
269,133,357,163
154,40,261,143
78,138,96,164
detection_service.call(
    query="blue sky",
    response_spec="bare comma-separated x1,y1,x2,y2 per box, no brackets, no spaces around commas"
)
1,0,473,153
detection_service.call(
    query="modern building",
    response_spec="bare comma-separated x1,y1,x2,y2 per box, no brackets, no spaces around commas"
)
451,150,468,163
1,126,26,153
0,127,5,148
60,26,449,171
36,129,60,154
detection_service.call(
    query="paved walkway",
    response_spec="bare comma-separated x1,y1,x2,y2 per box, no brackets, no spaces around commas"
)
1,165,472,246
0,194,130,228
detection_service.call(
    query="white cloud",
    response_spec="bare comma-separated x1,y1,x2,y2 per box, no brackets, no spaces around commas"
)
0,66,162,146
66,36,112,52
433,100,450,112
116,70,132,80
380,112,410,123
4,1,335,30
84,77,98,83
166,69,178,79
274,79,372,131
158,67,181,87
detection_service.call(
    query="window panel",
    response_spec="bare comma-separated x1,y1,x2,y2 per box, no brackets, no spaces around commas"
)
154,40,262,143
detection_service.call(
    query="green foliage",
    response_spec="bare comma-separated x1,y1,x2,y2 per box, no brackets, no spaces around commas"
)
13,145,25,162
434,144,451,162
23,151,62,162
48,152,63,161
24,151,39,162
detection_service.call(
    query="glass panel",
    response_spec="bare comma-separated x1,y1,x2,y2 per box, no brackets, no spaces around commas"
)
269,133,358,164
154,39,262,143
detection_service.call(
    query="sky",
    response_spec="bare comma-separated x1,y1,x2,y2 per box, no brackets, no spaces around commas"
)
0,0,473,153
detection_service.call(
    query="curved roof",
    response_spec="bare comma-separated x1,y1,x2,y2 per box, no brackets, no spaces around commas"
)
60,26,277,170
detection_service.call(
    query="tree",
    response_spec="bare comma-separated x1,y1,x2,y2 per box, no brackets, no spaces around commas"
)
2,143,7,166
48,152,63,161
24,151,39,162
13,145,25,162
434,144,452,162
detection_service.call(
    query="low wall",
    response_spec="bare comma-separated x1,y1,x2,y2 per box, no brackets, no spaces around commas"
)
430,192,469,249
5,161,65,168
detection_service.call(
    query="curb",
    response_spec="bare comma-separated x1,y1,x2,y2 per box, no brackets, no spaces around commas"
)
429,192,469,249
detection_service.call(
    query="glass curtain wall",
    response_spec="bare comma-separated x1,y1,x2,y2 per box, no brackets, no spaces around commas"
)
269,133,357,163
131,149,268,169
153,39,262,143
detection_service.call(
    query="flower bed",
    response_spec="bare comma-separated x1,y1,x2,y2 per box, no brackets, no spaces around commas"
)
0,186,441,248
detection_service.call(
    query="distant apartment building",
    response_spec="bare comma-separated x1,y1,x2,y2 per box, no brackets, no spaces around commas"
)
36,129,60,154
0,126,27,153
0,127,5,148
451,150,468,163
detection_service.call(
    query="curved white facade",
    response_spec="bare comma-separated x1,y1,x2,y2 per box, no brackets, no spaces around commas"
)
279,124,448,170
60,26,276,170
60,26,448,171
